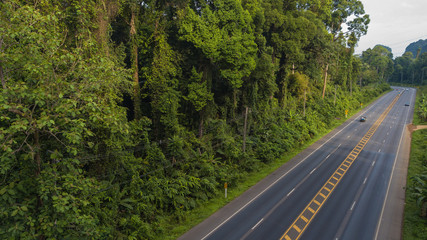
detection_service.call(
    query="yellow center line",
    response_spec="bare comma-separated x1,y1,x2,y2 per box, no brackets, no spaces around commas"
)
279,93,401,240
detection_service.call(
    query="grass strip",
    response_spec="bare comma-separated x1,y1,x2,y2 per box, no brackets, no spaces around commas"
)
403,129,427,240
403,85,427,239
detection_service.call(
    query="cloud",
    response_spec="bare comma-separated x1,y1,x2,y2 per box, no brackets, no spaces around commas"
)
355,0,427,56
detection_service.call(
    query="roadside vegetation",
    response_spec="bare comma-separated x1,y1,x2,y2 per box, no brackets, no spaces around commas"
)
403,86,427,240
158,89,389,239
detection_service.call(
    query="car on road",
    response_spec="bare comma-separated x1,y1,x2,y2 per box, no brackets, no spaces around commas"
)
360,116,366,122
405,103,410,106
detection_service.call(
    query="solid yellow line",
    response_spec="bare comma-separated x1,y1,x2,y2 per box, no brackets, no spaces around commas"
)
279,93,401,240
284,235,291,240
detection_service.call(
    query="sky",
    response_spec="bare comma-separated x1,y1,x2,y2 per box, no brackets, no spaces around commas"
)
354,0,427,57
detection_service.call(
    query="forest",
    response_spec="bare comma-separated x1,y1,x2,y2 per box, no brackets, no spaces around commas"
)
0,0,395,239
390,48,427,86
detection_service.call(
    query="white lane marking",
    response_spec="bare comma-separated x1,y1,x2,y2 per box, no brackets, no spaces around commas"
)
287,188,295,197
378,149,381,153
200,94,387,240
350,201,356,211
309,168,316,175
251,218,264,230
372,161,376,166
363,178,367,184
374,87,415,240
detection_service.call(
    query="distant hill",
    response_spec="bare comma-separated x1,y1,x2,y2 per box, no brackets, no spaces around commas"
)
404,39,427,58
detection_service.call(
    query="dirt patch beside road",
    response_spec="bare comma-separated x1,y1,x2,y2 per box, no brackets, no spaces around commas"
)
407,124,427,133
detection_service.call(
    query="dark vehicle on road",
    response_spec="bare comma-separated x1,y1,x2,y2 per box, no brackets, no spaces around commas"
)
360,116,366,122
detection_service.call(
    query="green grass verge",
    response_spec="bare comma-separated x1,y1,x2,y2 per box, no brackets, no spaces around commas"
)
403,85,427,239
413,85,427,125
403,129,427,240
154,90,389,240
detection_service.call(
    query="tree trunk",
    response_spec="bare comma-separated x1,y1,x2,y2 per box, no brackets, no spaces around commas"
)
34,130,41,176
303,89,306,117
322,64,328,99
0,62,4,89
233,88,237,120
95,0,118,55
130,8,141,119
243,107,248,152
198,113,204,139
333,85,337,105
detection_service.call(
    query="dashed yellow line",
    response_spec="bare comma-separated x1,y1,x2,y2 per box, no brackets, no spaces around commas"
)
301,215,309,223
279,93,401,240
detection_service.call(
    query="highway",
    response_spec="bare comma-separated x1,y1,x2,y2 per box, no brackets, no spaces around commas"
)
178,87,416,240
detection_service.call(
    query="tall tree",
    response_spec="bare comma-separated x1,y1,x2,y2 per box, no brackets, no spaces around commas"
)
129,0,142,119
362,45,394,82
178,0,257,131
0,1,135,238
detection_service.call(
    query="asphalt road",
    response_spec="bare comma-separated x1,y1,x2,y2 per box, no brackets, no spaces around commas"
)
179,87,416,240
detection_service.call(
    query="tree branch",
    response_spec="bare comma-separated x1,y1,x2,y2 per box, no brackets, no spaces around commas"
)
8,108,25,117
45,130,69,148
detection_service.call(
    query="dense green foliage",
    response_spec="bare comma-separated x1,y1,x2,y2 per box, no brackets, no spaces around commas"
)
404,129,427,240
360,45,394,84
361,40,427,87
389,47,427,86
403,86,427,240
0,0,391,239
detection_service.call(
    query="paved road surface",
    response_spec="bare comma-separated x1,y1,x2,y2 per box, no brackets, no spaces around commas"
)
179,87,415,240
